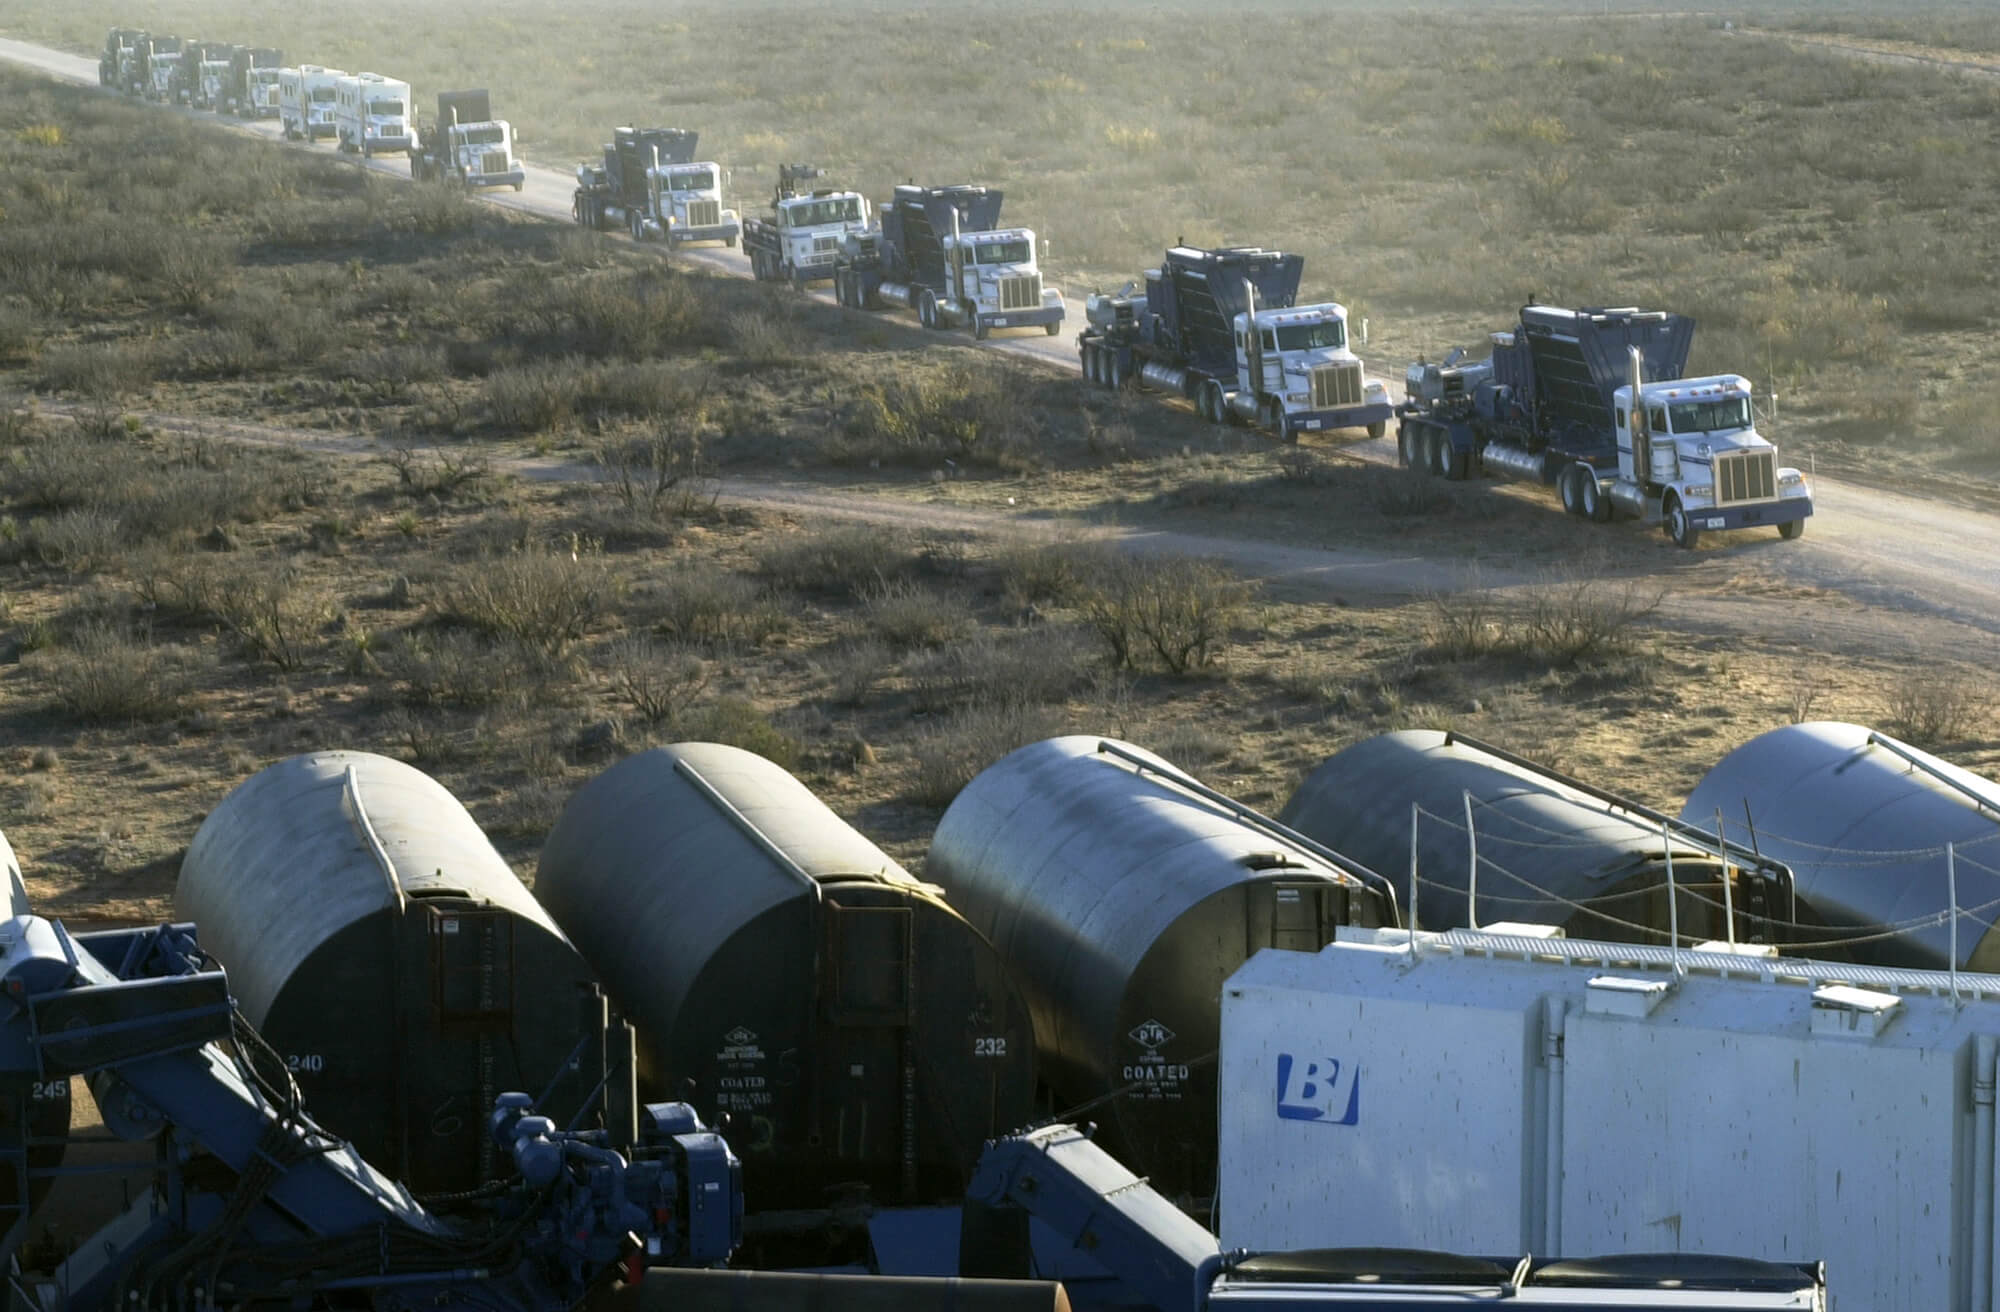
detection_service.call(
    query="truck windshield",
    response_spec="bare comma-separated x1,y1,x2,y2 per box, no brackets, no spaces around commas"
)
787,198,860,226
670,170,717,191
368,100,404,117
1275,320,1345,351
255,70,279,82
310,88,335,102
462,126,505,145
974,240,1031,265
1667,396,1751,433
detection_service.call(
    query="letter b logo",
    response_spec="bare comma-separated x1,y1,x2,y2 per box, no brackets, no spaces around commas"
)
1275,1053,1360,1125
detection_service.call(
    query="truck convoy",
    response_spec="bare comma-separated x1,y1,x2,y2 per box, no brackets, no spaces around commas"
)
225,45,282,117
411,88,525,191
1396,305,1813,547
742,164,873,287
278,63,343,140
333,71,413,156
571,127,741,246
832,182,1066,339
1079,246,1392,440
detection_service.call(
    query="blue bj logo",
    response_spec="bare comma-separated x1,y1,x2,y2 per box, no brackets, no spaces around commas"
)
1275,1053,1360,1125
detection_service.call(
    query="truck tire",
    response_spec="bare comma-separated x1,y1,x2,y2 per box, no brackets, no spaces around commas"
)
1446,446,1470,481
973,311,990,341
1367,421,1386,440
1398,423,1417,469
918,290,937,329
1107,354,1126,389
1045,321,1060,336
1560,466,1583,515
725,234,737,248
1262,397,1290,442
1579,471,1609,522
630,211,646,242
1779,518,1804,541
1664,495,1700,549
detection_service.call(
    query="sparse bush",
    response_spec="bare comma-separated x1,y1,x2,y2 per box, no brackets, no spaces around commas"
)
0,302,42,365
1886,668,1989,747
214,565,337,670
904,627,1095,713
602,635,710,724
993,537,1114,609
382,445,491,499
1423,582,1510,660
27,508,125,573
440,548,615,657
1521,571,1663,666
818,639,892,708
862,578,976,650
1080,554,1253,674
833,363,1034,471
1149,722,1233,766
678,697,800,769
908,701,1066,808
396,630,546,709
484,358,587,433
33,621,190,723
406,184,476,235
756,524,915,598
650,564,783,646
593,402,715,519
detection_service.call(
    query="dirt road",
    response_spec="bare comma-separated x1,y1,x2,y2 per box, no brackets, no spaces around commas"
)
3,34,1996,676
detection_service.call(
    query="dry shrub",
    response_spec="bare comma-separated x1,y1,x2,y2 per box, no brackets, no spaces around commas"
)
483,358,587,433
1423,585,1510,660
909,701,1066,808
441,548,616,657
1521,572,1663,666
904,627,1096,714
33,621,191,723
214,565,336,670
602,635,710,725
593,403,715,519
862,579,976,650
756,524,915,598
677,697,800,769
818,639,892,708
382,444,491,499
650,563,784,646
1080,554,1254,674
993,536,1115,609
394,631,533,709
27,508,126,573
833,363,1034,471
1886,668,1989,747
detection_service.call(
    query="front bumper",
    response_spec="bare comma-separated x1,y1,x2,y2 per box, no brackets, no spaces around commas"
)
667,221,742,244
466,168,527,189
1286,400,1395,434
365,135,412,154
307,122,336,140
975,305,1065,331
1684,496,1813,532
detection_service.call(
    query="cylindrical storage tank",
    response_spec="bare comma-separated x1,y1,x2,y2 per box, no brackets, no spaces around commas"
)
0,828,70,1215
178,752,604,1194
1682,722,2000,970
536,744,1037,1214
1279,731,1776,944
925,736,1394,1203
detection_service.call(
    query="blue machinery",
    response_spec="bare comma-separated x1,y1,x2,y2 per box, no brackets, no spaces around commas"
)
0,911,739,1312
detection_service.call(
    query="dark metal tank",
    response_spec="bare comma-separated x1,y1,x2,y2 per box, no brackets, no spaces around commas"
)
1682,721,2000,970
924,736,1395,1203
176,752,602,1194
1279,730,1792,944
535,744,1036,1213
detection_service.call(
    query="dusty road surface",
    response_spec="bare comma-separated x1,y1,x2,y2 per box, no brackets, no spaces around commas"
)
2,33,1997,677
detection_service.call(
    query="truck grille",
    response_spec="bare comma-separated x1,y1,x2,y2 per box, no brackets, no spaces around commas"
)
1311,362,1364,409
482,153,509,175
1714,450,1776,504
999,274,1042,312
685,199,720,228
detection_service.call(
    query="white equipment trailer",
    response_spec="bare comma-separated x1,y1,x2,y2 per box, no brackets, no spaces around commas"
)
334,72,414,156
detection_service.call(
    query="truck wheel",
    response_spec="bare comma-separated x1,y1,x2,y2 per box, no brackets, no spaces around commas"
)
1108,354,1126,389
1559,466,1583,515
1397,423,1417,469
1446,446,1470,481
725,234,737,248
1779,518,1804,541
1262,397,1289,441
1664,495,1700,549
1579,472,1609,522
1045,321,1061,337
918,291,937,329
630,211,645,242
973,312,990,341
1367,421,1386,440
513,181,524,193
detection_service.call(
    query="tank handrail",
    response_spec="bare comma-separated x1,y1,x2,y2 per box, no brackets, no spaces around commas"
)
1094,740,1401,926
1866,732,2000,825
342,763,405,915
1441,731,1792,882
672,757,823,904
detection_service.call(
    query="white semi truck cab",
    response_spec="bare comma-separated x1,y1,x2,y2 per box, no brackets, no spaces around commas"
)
1231,301,1392,438
940,226,1065,339
334,73,413,156
649,162,740,247
746,180,872,285
197,53,231,109
1614,364,1812,547
448,121,524,190
279,65,345,141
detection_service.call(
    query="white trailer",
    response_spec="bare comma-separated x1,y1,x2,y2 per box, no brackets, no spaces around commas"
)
278,65,345,141
1220,927,2000,1311
333,72,413,156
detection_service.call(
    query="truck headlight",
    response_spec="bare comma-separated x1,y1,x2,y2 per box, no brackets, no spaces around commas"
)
1779,471,1807,488
1286,393,1307,404
1683,483,1713,502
